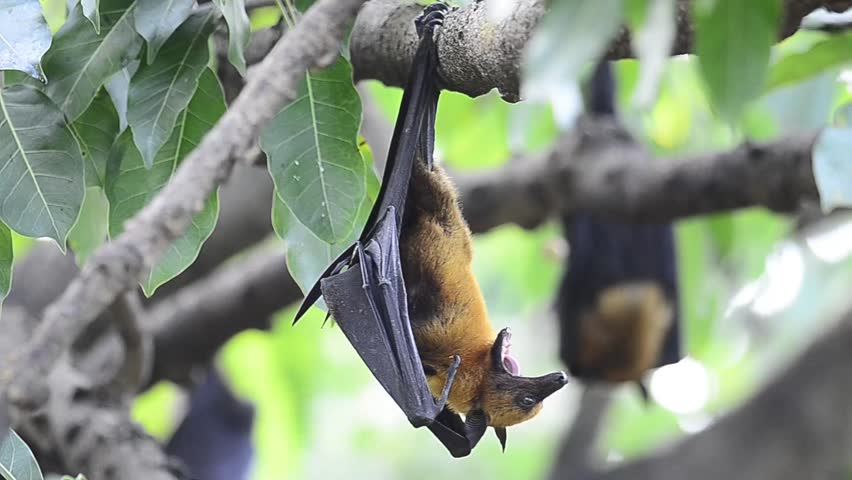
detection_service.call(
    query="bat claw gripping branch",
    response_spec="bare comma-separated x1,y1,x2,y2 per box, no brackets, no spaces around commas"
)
415,2,450,38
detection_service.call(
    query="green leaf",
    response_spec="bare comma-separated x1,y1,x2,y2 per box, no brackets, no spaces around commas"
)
127,10,215,167
0,429,44,480
42,0,142,120
767,33,852,91
82,0,101,33
261,55,364,244
134,0,194,63
104,60,138,131
213,0,251,75
68,186,108,265
0,0,52,81
71,89,120,187
631,0,675,108
695,0,781,121
522,0,622,104
0,222,12,305
107,69,225,294
760,71,836,134
0,85,85,245
813,127,852,212
273,144,378,294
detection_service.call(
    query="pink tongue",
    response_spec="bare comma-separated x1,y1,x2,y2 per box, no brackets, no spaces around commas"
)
503,354,521,375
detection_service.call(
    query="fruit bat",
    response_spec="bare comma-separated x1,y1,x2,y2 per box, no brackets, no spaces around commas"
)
556,61,683,398
166,370,254,480
293,2,567,457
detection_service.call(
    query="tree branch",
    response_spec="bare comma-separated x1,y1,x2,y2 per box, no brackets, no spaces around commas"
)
1,0,367,413
145,248,299,387
548,387,614,480
582,304,852,480
349,0,851,101
458,118,819,233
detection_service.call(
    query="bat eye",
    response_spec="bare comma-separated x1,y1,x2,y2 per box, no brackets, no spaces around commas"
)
520,396,536,408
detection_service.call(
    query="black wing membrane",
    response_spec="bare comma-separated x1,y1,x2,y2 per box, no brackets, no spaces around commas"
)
292,3,479,457
292,3,441,324
558,216,682,367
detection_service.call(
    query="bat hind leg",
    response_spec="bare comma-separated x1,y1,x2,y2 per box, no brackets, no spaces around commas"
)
435,355,461,409
415,2,449,37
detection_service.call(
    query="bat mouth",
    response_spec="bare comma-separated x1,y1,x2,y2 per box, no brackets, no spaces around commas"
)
494,328,521,376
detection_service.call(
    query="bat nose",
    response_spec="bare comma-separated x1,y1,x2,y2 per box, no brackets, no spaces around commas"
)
534,371,569,400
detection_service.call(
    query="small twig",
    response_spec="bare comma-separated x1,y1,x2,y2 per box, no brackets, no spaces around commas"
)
104,293,151,395
549,386,615,480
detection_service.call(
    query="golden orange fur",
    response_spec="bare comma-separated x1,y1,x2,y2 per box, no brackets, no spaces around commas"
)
399,161,496,414
398,160,565,428
577,282,673,382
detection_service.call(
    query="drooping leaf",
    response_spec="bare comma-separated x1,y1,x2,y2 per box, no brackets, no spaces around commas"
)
261,55,364,244
68,186,109,265
81,0,100,33
0,222,12,305
273,145,378,294
104,60,138,131
695,0,781,121
71,88,120,187
42,0,141,120
213,0,251,75
107,69,225,295
0,429,43,480
767,32,852,91
630,0,675,109
812,127,852,212
134,0,194,63
0,85,85,245
0,0,52,81
522,0,623,104
127,10,215,167
760,71,836,134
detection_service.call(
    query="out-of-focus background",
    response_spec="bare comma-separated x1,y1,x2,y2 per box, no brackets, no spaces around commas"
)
10,1,852,479
143,9,852,479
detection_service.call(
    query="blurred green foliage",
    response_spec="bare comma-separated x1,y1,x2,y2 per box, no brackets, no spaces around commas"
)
20,0,846,477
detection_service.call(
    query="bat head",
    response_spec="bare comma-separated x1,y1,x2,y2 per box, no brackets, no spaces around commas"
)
478,328,568,428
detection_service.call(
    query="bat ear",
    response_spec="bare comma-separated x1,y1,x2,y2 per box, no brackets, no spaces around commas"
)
464,409,488,448
494,427,507,452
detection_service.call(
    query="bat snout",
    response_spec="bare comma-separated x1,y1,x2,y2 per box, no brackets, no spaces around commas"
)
533,371,569,400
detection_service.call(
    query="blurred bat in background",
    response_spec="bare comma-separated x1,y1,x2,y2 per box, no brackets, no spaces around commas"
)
166,369,254,480
556,61,683,399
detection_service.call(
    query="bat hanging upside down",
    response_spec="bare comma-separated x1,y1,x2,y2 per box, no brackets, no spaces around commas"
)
556,61,683,399
293,2,567,457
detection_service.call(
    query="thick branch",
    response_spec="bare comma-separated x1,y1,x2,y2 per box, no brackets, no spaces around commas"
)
349,0,851,101
458,119,819,233
2,0,367,412
589,305,852,480
146,249,299,386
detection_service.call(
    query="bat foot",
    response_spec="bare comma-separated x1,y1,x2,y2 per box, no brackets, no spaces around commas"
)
415,2,449,38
